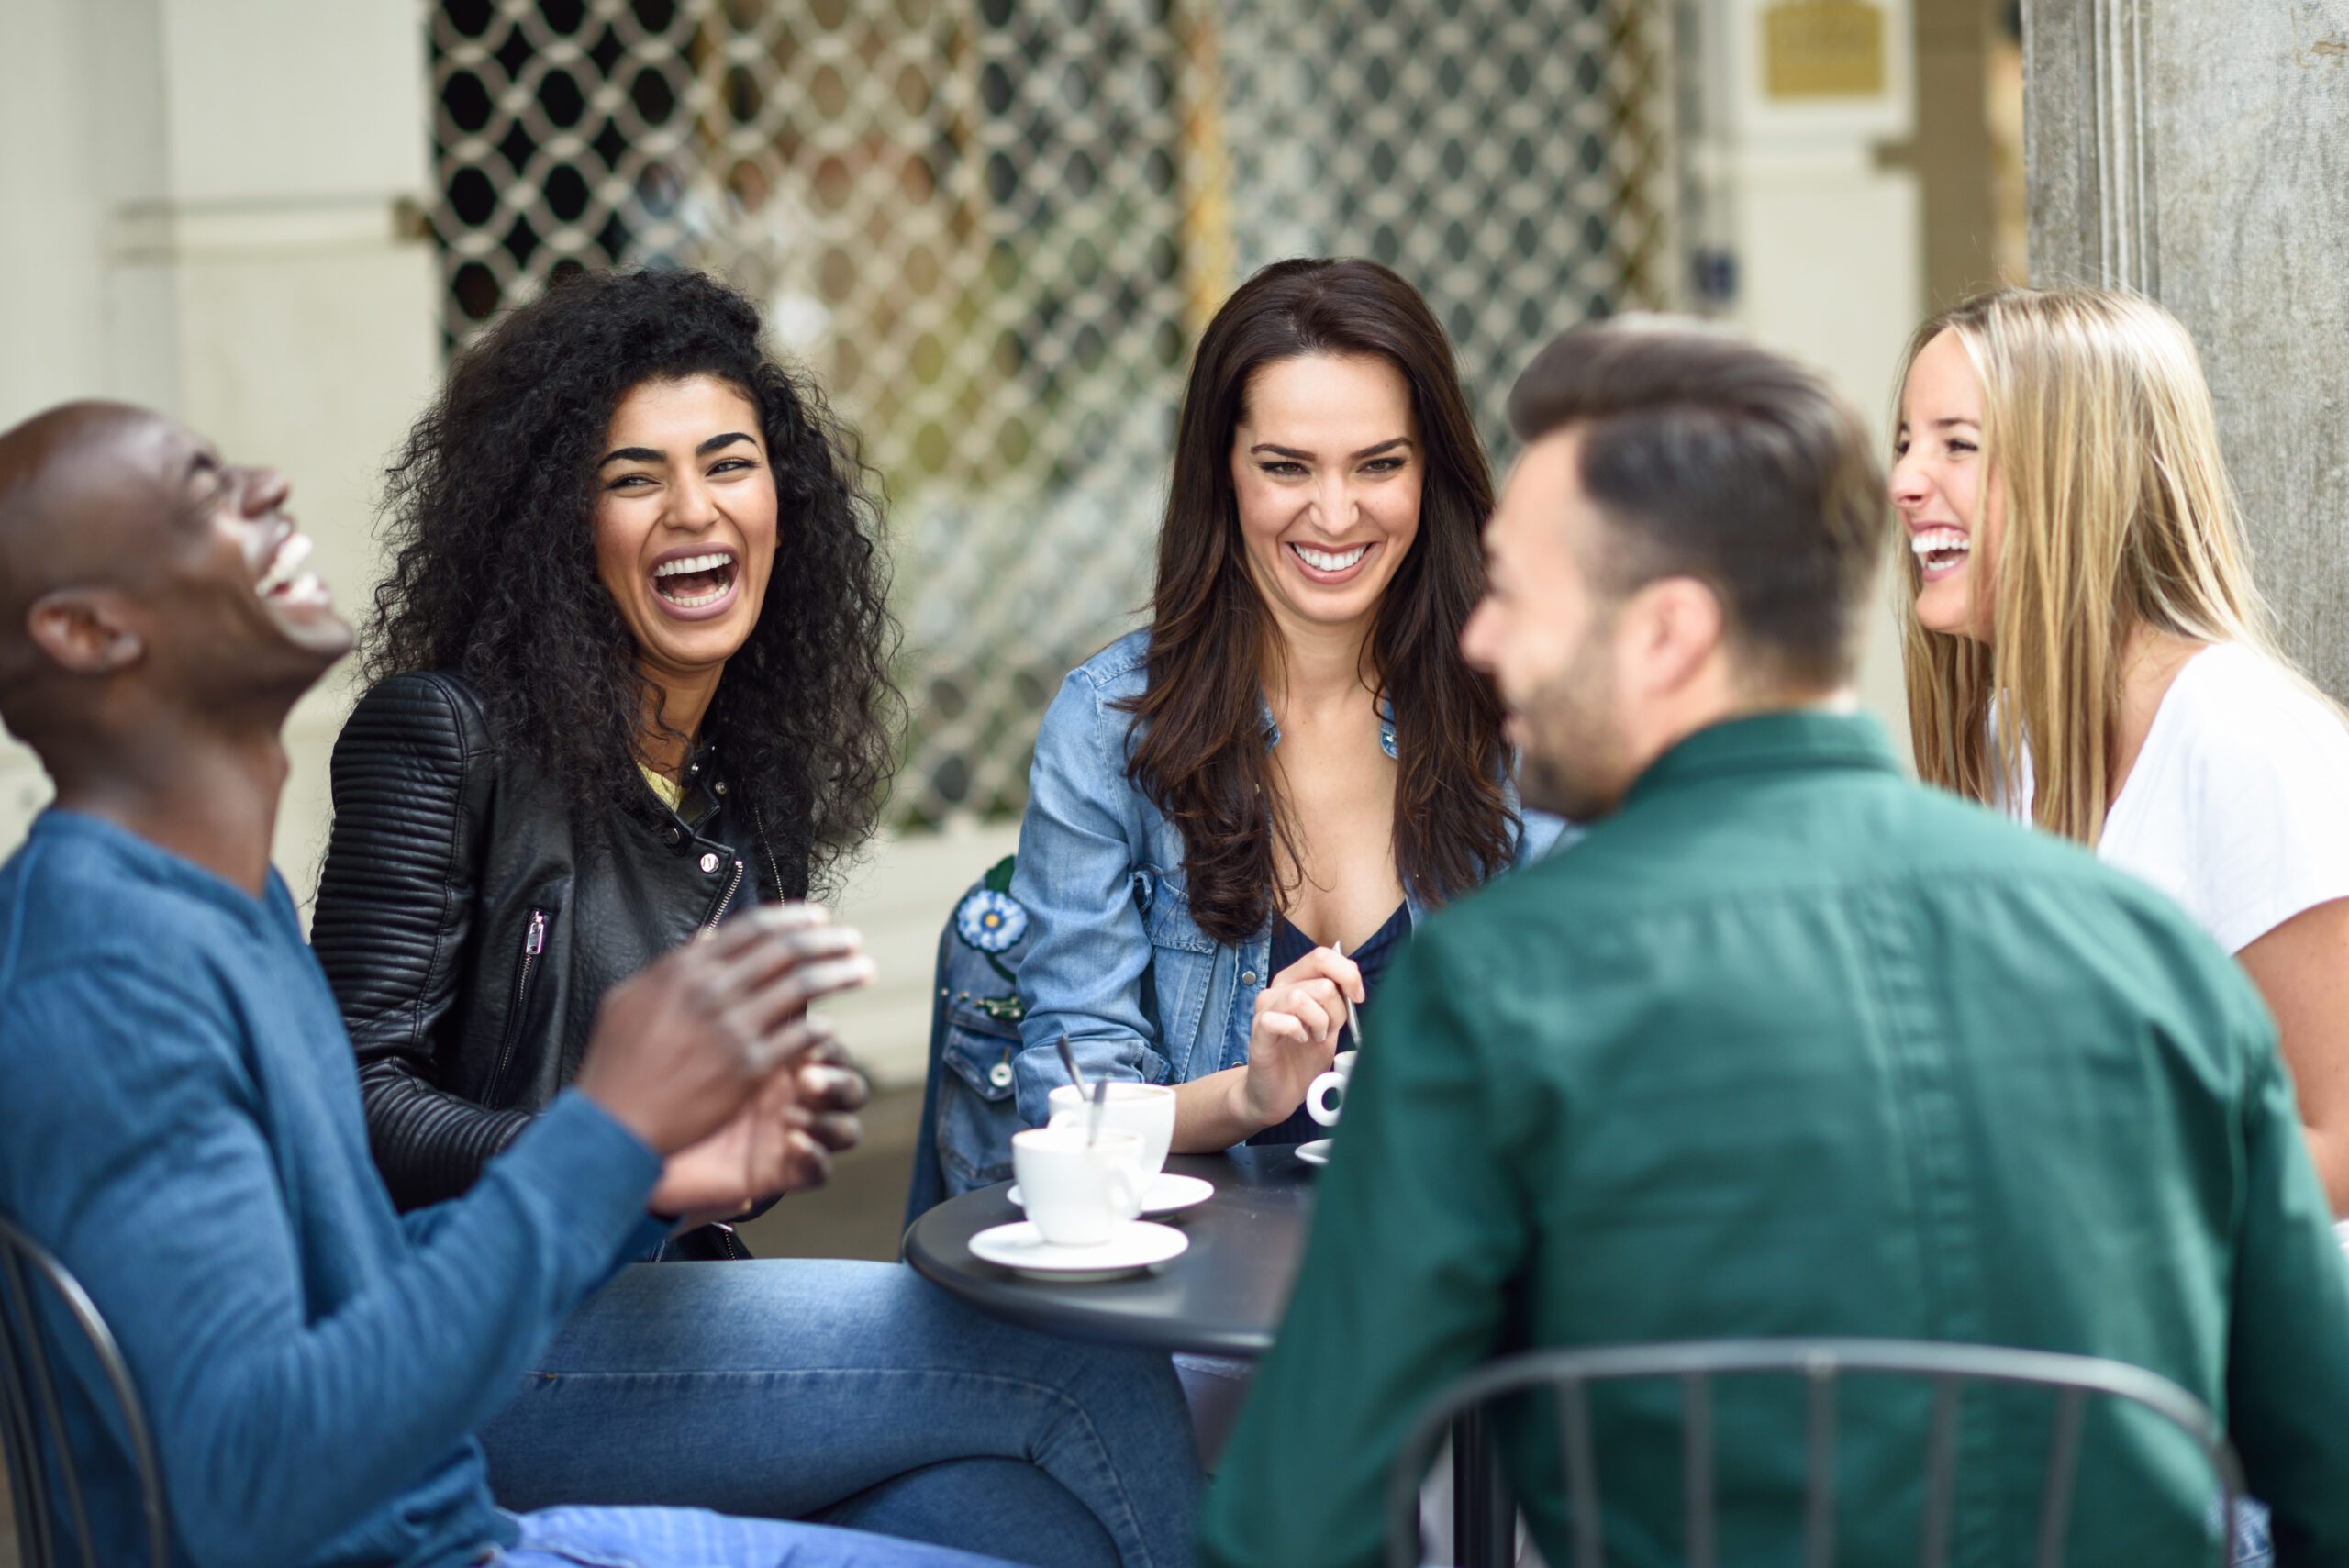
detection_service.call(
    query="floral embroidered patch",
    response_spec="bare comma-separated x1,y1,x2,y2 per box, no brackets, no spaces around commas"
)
955,888,1028,953
952,856,1027,1023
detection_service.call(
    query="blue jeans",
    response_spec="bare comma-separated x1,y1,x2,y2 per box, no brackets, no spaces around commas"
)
502,1504,1015,1565
476,1261,1199,1568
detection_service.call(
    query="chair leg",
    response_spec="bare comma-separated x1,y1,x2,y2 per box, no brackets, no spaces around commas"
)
1452,1408,1515,1568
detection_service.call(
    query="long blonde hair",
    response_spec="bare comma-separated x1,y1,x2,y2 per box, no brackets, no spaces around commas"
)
1898,287,2288,846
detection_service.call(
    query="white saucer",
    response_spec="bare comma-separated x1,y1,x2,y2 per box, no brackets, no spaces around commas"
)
1296,1139,1334,1167
1008,1172,1214,1216
967,1219,1189,1280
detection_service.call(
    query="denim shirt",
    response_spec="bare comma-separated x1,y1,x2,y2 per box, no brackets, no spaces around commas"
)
1006,629,1563,1138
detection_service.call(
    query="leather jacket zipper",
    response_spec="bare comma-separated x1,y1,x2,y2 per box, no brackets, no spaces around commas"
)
487,908,547,1101
699,859,746,935
751,805,785,905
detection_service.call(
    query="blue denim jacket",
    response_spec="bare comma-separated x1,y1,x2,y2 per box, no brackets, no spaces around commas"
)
912,862,1039,1209
911,629,1564,1207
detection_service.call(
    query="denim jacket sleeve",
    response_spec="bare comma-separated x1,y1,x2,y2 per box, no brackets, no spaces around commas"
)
1008,658,1171,1129
1515,806,1575,863
1502,748,1576,865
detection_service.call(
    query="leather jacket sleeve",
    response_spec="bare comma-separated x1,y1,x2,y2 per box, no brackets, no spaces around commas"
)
312,672,534,1208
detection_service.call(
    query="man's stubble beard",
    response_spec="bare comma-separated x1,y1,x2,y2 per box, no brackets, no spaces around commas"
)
1512,633,1631,825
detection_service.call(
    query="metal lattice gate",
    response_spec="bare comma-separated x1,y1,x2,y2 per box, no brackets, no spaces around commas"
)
427,0,1677,826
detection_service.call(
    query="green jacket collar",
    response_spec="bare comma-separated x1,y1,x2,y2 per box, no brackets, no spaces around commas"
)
1623,708,1901,809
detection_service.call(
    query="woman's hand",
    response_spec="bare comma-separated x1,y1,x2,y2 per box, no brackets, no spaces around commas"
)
1233,947,1364,1131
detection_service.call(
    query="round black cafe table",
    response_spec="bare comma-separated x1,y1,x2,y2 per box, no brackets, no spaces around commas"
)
903,1143,1514,1566
903,1145,1310,1356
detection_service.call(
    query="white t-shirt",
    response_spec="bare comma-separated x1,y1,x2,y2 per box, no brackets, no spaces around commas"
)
2001,641,2349,954
2000,643,2349,1243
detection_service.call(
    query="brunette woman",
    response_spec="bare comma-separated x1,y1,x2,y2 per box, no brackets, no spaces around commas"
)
990,258,1558,1169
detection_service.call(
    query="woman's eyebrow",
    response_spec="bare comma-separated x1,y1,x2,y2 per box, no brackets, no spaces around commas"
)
600,431,755,469
1247,436,1413,461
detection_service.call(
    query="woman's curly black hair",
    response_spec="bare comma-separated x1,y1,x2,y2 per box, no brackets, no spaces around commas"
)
366,268,901,894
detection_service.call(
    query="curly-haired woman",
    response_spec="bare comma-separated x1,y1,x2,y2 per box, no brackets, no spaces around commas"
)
978,258,1561,1174
310,269,1199,1567
315,270,897,1248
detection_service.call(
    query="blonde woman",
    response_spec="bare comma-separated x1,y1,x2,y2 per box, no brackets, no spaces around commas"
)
1892,286,2349,1223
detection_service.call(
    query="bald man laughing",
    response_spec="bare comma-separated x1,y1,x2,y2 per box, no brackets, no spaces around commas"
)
0,403,348,880
0,403,1015,1568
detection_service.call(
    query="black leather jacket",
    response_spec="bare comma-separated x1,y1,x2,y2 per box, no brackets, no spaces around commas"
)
310,670,809,1255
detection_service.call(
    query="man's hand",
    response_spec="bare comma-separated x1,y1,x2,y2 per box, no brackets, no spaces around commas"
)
648,1036,873,1222
788,1036,872,1172
573,904,874,1156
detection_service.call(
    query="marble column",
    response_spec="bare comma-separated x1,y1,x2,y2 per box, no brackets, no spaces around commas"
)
2024,0,2349,697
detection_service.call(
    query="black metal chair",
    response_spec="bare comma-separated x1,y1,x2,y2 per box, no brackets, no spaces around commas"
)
1387,1339,2244,1568
0,1214,169,1568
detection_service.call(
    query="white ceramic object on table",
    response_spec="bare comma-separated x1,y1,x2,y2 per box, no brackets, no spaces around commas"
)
1009,1126,1146,1247
967,1219,1189,1281
1010,1170,1212,1216
1045,1082,1176,1174
1306,1050,1357,1129
1296,1139,1334,1167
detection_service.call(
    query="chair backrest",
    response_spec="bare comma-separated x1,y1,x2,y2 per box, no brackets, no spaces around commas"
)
1386,1339,2244,1568
0,1214,170,1568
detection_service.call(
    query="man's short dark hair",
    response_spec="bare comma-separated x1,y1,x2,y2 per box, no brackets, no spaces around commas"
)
1508,317,1889,689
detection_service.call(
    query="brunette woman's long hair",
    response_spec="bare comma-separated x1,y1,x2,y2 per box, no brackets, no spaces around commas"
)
1120,257,1515,943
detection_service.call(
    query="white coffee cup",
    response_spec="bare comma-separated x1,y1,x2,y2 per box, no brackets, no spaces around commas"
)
1306,1050,1358,1129
1010,1126,1146,1246
1045,1082,1176,1177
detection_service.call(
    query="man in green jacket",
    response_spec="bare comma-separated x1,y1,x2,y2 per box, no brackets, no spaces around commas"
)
1197,319,2349,1568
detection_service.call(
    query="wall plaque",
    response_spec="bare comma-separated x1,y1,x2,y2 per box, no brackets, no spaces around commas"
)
1763,0,1888,99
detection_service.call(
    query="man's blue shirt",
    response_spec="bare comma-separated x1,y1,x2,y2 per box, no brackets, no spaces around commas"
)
0,810,667,1567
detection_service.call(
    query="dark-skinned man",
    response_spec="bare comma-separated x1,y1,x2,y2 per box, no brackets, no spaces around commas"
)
0,403,1197,1568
